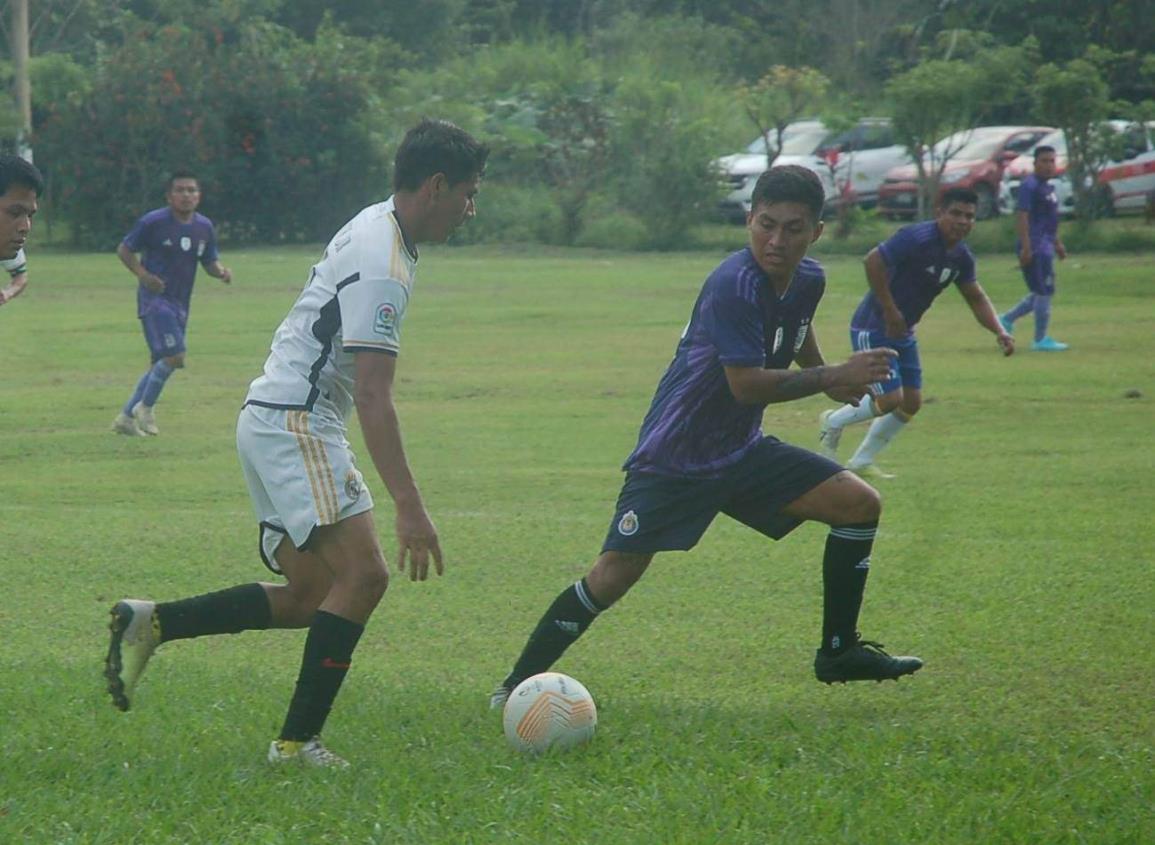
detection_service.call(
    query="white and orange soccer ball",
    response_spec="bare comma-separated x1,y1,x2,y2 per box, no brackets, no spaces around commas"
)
502,672,597,754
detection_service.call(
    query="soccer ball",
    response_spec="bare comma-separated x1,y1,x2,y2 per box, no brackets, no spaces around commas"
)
502,672,597,754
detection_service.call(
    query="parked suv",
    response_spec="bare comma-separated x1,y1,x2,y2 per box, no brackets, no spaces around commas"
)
1002,121,1155,216
878,126,1052,220
716,118,910,221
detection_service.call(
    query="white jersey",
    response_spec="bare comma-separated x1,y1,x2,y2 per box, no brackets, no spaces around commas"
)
244,198,417,422
2,248,27,276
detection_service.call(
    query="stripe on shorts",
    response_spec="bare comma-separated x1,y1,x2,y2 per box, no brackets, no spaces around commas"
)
287,410,340,524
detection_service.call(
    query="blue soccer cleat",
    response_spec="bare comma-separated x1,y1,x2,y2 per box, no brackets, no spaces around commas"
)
1031,336,1069,351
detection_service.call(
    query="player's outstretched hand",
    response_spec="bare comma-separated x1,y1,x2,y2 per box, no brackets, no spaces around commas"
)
218,266,233,285
997,332,1015,356
396,503,444,582
841,347,896,384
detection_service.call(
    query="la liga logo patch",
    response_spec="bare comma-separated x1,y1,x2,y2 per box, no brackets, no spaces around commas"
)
374,303,396,336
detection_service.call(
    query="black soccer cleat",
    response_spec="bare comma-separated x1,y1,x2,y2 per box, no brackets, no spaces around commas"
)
814,637,923,684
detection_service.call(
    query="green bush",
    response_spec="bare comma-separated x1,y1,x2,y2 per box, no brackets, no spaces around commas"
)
452,183,563,246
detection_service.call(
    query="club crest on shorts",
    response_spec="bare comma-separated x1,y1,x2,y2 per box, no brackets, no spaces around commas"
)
617,510,639,536
344,469,364,500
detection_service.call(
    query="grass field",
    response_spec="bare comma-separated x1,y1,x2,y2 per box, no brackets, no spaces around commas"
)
1,242,1152,844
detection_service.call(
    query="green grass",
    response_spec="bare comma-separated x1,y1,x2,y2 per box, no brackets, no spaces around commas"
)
1,244,1152,844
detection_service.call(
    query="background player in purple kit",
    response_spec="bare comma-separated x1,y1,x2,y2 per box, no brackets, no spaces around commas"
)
110,171,233,436
490,166,923,709
818,188,1013,479
999,145,1069,351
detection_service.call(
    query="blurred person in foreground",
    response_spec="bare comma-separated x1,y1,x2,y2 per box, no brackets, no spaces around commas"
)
0,155,44,312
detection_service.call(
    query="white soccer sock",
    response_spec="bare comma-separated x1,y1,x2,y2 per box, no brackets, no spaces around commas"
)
827,396,879,429
847,411,908,468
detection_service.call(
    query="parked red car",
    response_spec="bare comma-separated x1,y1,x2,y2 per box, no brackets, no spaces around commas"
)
878,126,1053,219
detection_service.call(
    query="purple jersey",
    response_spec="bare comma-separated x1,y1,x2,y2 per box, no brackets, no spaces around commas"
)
123,208,219,318
1016,174,1059,254
624,248,826,478
850,220,976,337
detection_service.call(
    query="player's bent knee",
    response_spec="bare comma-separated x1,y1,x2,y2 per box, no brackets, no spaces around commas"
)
164,354,186,369
875,390,902,414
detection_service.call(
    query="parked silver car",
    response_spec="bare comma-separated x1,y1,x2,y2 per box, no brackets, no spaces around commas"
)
715,118,910,222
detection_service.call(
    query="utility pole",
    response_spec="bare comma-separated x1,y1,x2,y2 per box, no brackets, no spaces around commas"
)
11,0,33,162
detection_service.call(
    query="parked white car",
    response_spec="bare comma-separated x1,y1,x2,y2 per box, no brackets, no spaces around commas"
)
1001,121,1155,216
716,118,910,221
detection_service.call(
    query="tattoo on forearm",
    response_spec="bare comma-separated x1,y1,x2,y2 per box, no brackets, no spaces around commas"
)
771,367,827,402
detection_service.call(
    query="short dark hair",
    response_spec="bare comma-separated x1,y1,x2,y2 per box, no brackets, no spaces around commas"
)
0,155,44,197
1034,145,1056,159
940,187,978,208
393,119,489,192
750,165,825,222
166,170,199,190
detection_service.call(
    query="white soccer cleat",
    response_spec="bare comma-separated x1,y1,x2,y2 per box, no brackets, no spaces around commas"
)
849,463,896,481
104,599,159,711
111,412,144,436
132,402,159,436
818,409,843,459
268,737,350,769
489,684,512,712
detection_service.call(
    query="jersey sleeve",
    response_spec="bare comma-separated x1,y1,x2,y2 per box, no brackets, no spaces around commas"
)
1015,179,1033,214
340,276,410,355
956,248,977,285
702,276,765,368
877,226,918,268
200,221,220,265
122,215,150,252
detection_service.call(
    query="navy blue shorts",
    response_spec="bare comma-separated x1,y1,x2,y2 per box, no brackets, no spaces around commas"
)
1021,252,1055,296
140,301,187,362
852,329,921,393
602,437,843,554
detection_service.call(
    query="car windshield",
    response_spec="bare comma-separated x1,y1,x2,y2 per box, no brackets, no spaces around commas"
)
744,125,828,156
1033,129,1067,155
932,128,1014,161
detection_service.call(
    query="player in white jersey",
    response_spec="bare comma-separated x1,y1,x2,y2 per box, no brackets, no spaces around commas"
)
0,155,43,310
104,119,489,767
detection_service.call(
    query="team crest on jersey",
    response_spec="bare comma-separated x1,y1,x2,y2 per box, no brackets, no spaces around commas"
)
794,321,810,353
617,510,639,536
772,326,785,355
374,303,396,335
345,469,364,501
180,236,192,252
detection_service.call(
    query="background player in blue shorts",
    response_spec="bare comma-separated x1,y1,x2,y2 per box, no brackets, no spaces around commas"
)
0,155,42,311
999,145,1068,351
491,166,922,709
818,188,1014,480
111,171,233,436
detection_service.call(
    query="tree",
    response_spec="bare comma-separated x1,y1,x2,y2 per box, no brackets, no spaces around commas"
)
886,37,1034,219
736,65,829,164
1031,57,1113,222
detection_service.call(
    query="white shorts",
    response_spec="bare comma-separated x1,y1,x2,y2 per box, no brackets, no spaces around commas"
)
236,404,374,574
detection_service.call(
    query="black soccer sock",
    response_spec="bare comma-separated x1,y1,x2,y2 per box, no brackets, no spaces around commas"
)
820,522,877,654
503,578,606,689
279,610,364,742
155,583,272,643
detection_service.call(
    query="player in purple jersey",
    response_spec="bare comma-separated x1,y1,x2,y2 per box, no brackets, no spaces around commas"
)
818,188,1013,479
999,145,1069,351
490,166,923,707
0,155,42,310
110,171,233,437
